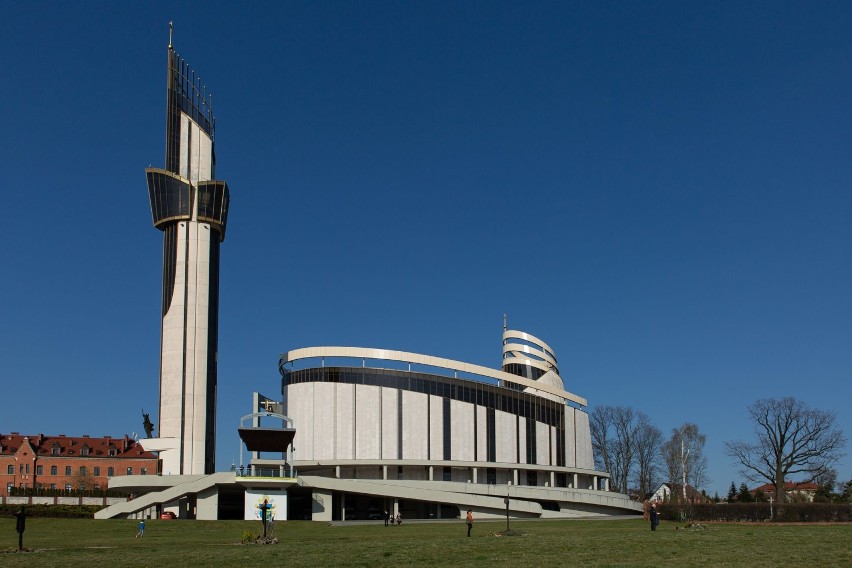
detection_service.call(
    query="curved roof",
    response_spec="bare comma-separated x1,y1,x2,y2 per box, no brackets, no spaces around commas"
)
279,346,587,407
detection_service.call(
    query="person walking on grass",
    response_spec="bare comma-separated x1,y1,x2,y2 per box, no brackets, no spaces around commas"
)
466,509,473,537
136,520,145,538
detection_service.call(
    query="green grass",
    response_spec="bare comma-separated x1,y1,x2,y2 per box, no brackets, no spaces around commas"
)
0,518,849,567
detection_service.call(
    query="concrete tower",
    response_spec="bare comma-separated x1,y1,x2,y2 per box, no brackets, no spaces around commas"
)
144,31,230,475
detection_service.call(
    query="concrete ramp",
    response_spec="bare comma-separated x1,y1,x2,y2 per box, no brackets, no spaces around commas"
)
299,476,642,519
95,472,235,519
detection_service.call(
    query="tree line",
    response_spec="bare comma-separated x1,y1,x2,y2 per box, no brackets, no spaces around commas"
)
590,396,847,512
590,406,708,499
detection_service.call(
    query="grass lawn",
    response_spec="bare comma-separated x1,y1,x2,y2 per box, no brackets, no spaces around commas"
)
0,517,849,567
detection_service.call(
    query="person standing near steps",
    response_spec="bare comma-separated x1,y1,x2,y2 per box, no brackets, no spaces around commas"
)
466,509,473,537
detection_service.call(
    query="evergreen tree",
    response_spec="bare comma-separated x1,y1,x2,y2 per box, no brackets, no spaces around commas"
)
812,468,838,503
737,482,753,503
727,481,737,503
841,480,852,503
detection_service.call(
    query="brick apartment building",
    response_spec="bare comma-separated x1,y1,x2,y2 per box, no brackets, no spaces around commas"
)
1,433,159,497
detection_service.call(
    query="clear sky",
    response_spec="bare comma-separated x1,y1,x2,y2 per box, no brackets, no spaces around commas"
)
1,2,849,497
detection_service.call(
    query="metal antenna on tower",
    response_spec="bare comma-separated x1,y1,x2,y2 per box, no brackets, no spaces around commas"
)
503,313,508,332
168,21,173,49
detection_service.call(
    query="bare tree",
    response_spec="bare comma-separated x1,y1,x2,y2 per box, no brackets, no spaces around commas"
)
70,468,93,491
661,423,708,502
661,435,681,490
632,416,662,498
811,467,837,490
606,438,625,492
725,397,846,509
590,406,614,480
610,407,639,494
590,405,656,495
691,452,709,499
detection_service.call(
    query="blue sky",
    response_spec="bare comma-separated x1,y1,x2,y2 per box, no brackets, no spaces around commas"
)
1,2,850,496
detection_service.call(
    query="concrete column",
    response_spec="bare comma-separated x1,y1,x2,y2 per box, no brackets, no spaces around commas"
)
573,473,578,489
312,489,332,522
513,469,518,485
604,478,610,491
593,476,598,490
383,465,388,480
196,486,219,520
550,471,555,488
472,467,478,483
428,466,434,481
335,465,340,478
393,498,399,516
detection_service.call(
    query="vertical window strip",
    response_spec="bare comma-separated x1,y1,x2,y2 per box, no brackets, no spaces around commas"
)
397,389,403,460
443,397,451,461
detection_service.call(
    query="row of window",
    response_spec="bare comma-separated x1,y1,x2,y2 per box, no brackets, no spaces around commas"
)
7,482,103,492
285,367,568,467
147,169,192,225
47,446,118,457
282,366,566,427
196,181,230,231
6,464,148,476
146,172,229,235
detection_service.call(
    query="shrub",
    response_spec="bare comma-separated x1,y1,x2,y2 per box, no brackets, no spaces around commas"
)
8,486,124,498
656,501,851,522
776,503,851,522
0,504,103,518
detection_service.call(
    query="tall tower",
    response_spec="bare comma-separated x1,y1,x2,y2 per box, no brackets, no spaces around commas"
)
144,30,230,475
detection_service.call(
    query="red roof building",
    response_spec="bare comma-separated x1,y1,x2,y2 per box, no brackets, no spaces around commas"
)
1,432,158,497
752,481,819,502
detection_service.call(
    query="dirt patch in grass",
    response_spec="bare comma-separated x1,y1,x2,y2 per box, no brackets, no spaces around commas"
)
493,529,526,537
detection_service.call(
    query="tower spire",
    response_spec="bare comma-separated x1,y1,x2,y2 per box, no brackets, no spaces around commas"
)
168,21,173,49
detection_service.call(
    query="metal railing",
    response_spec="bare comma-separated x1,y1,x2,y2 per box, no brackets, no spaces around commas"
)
234,465,297,479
